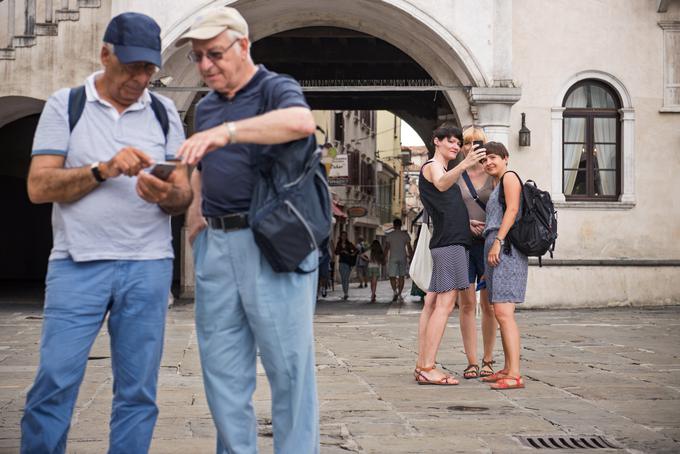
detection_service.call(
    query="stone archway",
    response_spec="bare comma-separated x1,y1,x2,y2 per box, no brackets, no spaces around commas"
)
158,0,490,129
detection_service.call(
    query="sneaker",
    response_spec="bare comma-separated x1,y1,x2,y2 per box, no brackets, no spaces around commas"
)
321,287,327,297
343,294,349,300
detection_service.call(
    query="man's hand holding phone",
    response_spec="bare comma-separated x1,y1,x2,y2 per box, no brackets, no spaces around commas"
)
136,162,177,204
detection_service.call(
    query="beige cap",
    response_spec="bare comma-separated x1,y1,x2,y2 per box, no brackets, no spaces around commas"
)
175,7,248,47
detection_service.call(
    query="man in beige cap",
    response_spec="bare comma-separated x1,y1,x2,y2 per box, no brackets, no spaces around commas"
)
175,7,320,454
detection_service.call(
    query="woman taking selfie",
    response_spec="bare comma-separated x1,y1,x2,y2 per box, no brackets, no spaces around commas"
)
414,124,486,385
481,142,527,390
457,126,497,380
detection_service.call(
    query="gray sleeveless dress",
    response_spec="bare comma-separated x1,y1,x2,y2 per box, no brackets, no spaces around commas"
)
482,183,528,303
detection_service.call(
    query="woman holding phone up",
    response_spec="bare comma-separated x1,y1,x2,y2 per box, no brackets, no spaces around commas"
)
481,142,527,390
457,126,497,380
414,124,486,385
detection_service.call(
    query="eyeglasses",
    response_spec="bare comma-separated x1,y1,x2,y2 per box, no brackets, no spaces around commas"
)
187,39,240,63
122,62,159,76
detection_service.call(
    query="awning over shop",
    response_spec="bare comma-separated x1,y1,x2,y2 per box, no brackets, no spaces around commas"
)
332,201,347,218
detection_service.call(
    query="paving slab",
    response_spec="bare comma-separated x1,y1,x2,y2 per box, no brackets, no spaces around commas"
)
0,279,679,453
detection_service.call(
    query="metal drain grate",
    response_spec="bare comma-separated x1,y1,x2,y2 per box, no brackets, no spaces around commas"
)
517,435,620,450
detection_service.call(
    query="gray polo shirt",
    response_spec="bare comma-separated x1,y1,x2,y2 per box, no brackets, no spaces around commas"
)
31,71,185,261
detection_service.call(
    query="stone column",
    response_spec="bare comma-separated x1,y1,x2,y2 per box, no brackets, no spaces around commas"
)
468,87,522,147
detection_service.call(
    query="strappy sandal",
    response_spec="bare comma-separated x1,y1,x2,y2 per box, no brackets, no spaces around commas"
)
463,364,479,379
490,375,525,390
480,359,495,378
480,368,509,383
415,365,459,386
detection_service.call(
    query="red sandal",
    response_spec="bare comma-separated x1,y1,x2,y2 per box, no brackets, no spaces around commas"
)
490,375,525,390
480,369,509,383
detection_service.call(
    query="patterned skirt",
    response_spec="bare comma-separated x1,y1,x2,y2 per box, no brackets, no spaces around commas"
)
428,244,470,293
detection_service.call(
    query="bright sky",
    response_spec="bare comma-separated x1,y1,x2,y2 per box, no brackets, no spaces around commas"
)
400,121,425,146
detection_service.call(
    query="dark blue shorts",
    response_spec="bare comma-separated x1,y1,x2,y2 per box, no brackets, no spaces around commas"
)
468,239,485,284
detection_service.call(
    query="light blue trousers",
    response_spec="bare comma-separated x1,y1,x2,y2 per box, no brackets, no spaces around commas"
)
193,228,320,454
21,258,172,454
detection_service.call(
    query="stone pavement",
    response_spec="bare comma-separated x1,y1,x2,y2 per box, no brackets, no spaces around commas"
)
1,279,679,453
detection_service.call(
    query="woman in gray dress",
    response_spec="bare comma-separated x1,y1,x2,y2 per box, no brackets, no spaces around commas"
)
481,142,527,390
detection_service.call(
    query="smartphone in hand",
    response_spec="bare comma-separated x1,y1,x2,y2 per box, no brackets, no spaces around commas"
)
149,162,176,181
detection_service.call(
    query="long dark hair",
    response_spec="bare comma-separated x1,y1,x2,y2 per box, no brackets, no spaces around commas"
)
370,240,384,263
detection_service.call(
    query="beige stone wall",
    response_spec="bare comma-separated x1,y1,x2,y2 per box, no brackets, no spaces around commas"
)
510,0,680,263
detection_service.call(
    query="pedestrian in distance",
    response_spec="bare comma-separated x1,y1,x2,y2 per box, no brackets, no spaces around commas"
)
355,237,369,288
457,125,498,380
335,231,358,300
364,240,385,303
480,142,528,390
20,12,193,453
318,238,332,298
384,218,413,302
176,7,320,453
414,123,486,385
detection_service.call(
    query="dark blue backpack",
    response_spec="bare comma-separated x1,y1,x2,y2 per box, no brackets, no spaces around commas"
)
248,74,332,273
67,85,169,139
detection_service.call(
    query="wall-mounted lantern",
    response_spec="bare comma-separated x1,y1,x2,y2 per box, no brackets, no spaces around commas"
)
519,112,531,147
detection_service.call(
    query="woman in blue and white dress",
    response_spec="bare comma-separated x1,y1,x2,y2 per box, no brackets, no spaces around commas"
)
481,142,528,390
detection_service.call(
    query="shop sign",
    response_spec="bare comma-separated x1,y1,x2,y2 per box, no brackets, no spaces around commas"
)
347,206,368,218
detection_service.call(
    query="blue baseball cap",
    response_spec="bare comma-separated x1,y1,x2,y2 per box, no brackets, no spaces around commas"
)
103,12,162,68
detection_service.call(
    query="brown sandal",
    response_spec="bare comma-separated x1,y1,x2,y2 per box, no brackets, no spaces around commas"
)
463,364,479,379
480,359,496,378
415,365,459,386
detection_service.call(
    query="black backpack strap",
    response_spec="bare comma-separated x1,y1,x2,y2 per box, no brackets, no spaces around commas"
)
499,170,523,211
461,170,486,211
149,93,169,143
68,85,87,132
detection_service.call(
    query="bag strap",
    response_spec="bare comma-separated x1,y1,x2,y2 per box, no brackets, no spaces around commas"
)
149,93,170,143
69,85,170,142
499,170,523,212
68,85,87,132
461,170,486,211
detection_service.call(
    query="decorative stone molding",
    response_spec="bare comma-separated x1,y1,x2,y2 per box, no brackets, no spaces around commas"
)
551,71,635,207
468,87,522,146
658,21,680,112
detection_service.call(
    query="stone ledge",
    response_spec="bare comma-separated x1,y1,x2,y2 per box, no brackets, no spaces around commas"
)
529,259,680,267
0,48,16,60
35,23,58,36
553,200,635,210
12,36,36,48
55,9,80,21
78,0,102,7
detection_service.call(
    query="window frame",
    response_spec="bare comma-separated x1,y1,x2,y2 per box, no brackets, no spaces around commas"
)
562,80,622,202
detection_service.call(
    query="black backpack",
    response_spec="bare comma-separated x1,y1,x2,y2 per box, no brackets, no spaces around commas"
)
248,74,332,273
499,171,557,266
68,85,169,139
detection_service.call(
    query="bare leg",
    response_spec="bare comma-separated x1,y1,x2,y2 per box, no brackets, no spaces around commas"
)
479,288,497,368
370,276,378,301
419,290,458,382
494,303,520,377
389,277,397,293
417,292,437,367
397,276,405,295
458,285,478,366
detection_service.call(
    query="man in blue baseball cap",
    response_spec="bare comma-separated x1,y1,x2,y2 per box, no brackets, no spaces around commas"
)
20,12,192,453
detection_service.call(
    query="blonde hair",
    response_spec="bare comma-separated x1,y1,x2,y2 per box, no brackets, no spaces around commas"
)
462,125,487,144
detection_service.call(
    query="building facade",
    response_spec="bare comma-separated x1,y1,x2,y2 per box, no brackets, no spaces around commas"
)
1,0,679,306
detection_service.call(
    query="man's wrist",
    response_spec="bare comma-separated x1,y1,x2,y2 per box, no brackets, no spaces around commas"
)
495,237,504,246
90,162,106,183
225,121,238,144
